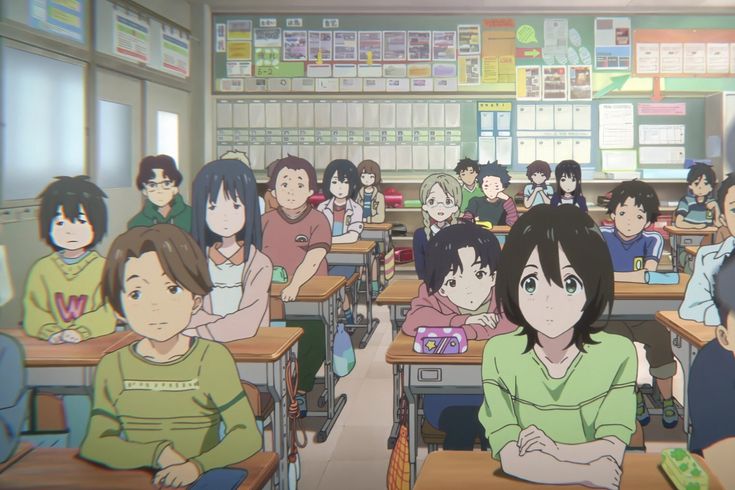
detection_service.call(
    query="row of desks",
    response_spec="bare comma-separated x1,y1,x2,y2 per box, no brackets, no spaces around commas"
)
0,445,279,489
377,274,721,487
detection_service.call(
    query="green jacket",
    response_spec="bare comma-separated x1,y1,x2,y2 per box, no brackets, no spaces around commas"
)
127,194,192,232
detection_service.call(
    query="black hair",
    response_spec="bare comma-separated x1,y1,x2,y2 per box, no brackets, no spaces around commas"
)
477,161,511,188
496,204,614,353
191,159,262,261
717,173,735,215
715,253,735,326
606,179,660,224
424,223,501,295
687,163,717,197
322,159,359,200
38,176,108,251
453,157,479,176
554,160,582,198
135,155,183,190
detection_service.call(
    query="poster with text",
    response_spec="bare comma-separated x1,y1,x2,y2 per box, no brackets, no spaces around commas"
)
433,31,457,60
113,6,149,63
359,31,382,61
458,25,480,55
542,66,567,100
283,30,307,60
227,19,252,40
334,31,358,60
29,0,85,43
383,31,407,61
161,28,190,78
254,28,281,47
568,65,592,100
594,17,631,70
459,55,480,84
408,31,431,61
309,31,333,61
516,65,541,101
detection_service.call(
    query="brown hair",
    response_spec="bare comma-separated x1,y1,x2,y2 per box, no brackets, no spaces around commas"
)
266,154,318,193
526,160,551,180
357,159,382,190
102,224,213,316
135,155,183,190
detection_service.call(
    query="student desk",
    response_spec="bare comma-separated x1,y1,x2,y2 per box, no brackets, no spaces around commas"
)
0,443,33,474
655,310,717,439
684,246,699,258
664,226,718,271
271,276,346,443
327,240,379,348
611,274,690,320
414,451,724,490
0,448,279,489
362,222,394,289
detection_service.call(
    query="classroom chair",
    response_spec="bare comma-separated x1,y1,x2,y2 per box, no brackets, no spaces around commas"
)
240,381,275,441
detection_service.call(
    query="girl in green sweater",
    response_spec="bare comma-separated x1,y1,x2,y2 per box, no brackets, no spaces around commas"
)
481,205,638,489
80,225,261,488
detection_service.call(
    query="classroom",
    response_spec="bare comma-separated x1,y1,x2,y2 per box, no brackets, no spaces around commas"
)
1,0,735,489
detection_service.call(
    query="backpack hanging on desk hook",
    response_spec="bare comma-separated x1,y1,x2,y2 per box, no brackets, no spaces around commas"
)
333,322,356,377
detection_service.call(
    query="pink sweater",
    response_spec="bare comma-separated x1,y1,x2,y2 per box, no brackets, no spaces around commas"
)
185,246,272,342
401,283,516,340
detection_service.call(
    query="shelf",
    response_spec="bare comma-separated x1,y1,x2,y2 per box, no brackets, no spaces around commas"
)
386,205,677,213
395,263,416,272
392,236,413,242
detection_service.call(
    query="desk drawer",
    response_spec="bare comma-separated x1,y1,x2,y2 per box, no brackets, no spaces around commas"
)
409,364,481,388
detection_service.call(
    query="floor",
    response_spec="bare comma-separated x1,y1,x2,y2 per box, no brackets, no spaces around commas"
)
290,301,688,490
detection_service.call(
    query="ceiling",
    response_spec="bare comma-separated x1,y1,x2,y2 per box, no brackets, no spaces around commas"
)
193,0,735,14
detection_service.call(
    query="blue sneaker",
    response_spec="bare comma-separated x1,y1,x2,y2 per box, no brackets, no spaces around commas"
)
636,391,650,426
662,399,679,429
295,393,307,418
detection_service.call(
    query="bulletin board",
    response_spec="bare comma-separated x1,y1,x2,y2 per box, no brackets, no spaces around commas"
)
211,13,735,95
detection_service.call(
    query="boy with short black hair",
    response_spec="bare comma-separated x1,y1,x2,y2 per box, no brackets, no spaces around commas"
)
675,163,718,229
454,157,482,213
601,180,678,429
128,155,192,231
688,253,735,488
22,176,116,342
463,161,518,227
680,173,735,326
80,225,261,488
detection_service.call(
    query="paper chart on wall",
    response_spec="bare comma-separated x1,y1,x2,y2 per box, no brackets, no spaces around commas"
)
383,31,407,61
660,43,683,74
554,139,574,162
683,43,706,74
554,105,573,130
458,25,481,55
636,43,660,74
516,65,541,101
432,31,457,60
479,137,496,165
283,31,307,60
496,137,512,165
594,17,631,70
517,105,536,131
308,31,332,60
535,105,554,130
543,18,568,65
707,43,730,74
598,103,634,149
638,125,685,145
359,31,382,61
517,138,536,164
573,105,592,130
639,146,685,165
408,31,432,61
333,31,357,60
601,150,637,172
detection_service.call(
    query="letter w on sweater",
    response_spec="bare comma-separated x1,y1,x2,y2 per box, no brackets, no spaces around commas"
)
55,293,88,323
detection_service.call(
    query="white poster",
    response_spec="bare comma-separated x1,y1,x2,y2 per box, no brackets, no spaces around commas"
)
660,43,683,74
161,27,190,78
639,125,685,145
113,5,149,63
599,103,634,149
636,43,660,74
683,43,706,74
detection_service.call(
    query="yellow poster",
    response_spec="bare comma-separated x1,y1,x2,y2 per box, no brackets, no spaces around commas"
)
482,56,499,83
407,64,432,78
498,55,515,83
227,41,252,61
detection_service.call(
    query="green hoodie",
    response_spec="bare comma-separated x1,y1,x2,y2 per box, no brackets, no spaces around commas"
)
127,193,192,232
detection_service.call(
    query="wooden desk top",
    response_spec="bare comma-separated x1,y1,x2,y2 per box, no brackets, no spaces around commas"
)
414,451,724,490
614,274,690,300
0,448,278,489
656,310,717,350
329,240,376,254
377,276,691,305
114,328,304,363
270,275,345,302
2,330,134,367
363,223,393,231
0,443,33,474
685,245,699,258
376,279,422,305
664,225,718,236
385,332,488,365
490,225,511,234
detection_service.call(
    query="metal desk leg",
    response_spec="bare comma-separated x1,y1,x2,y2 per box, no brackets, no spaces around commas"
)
671,236,681,271
405,366,418,489
267,350,292,489
670,331,692,439
316,295,347,443
387,304,401,449
359,251,379,349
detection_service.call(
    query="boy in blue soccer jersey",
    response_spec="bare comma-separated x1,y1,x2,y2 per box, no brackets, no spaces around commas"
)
601,180,679,430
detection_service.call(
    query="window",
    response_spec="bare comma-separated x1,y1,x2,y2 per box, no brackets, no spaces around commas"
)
96,100,132,188
1,44,85,201
156,110,179,165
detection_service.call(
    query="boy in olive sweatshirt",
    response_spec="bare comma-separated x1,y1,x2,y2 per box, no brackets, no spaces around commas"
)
22,176,116,342
80,225,261,487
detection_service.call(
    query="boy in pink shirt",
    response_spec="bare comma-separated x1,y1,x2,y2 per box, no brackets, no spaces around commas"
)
402,223,516,450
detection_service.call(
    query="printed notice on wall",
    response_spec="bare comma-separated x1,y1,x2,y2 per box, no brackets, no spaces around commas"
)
113,5,150,63
30,0,85,43
599,103,634,149
594,17,631,70
161,27,190,78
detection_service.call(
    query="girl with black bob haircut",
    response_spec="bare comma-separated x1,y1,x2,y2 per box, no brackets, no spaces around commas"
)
550,159,588,212
322,158,359,200
480,205,638,488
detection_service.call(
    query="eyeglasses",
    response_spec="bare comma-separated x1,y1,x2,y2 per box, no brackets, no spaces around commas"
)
144,180,174,190
425,199,456,208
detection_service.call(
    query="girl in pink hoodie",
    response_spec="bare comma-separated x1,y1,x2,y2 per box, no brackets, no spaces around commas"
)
402,223,517,450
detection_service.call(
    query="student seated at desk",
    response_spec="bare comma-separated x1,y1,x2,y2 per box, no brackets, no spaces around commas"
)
688,254,735,489
463,161,518,227
80,225,261,488
317,159,364,325
23,176,117,343
356,159,385,224
185,158,272,341
523,160,554,209
601,180,679,429
0,333,28,463
454,157,483,213
402,223,516,451
675,163,718,230
413,174,462,281
262,155,332,417
680,173,735,326
550,160,588,212
482,205,637,489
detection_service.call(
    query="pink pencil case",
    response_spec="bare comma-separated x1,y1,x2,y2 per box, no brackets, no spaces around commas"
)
413,327,468,354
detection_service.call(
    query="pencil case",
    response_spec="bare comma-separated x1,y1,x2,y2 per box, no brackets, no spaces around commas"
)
189,468,248,490
660,448,708,490
403,199,422,208
272,266,288,284
413,327,468,354
645,271,679,285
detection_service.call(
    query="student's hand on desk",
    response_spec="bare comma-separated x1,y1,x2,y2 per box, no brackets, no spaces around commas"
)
47,331,65,344
61,329,82,343
281,283,300,302
153,461,201,488
517,425,559,458
157,445,187,469
583,455,621,490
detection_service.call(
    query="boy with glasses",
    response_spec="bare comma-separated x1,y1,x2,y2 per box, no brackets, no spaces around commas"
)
128,155,192,232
